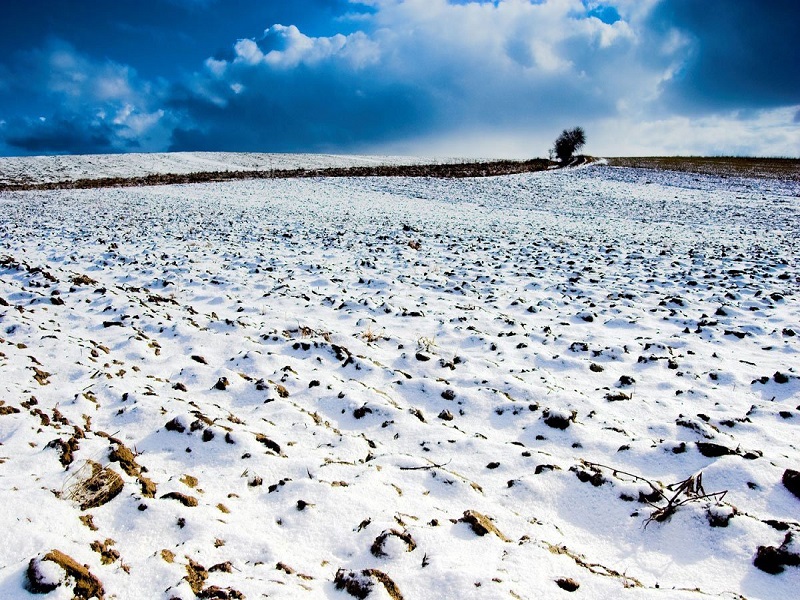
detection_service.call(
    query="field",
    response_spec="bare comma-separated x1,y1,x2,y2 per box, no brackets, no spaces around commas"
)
1,156,799,599
605,157,800,181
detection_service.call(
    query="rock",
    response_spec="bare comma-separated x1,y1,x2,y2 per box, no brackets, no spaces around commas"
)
441,389,456,400
774,371,789,384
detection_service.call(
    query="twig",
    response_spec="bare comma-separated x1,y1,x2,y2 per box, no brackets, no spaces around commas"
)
399,460,451,471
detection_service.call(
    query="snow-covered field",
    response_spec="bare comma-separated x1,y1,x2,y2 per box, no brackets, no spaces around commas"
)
0,152,448,187
1,161,799,600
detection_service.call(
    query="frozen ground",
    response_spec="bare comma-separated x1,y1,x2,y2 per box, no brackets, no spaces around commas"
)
0,162,799,599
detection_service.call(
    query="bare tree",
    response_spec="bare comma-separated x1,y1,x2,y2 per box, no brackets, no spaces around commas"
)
552,127,586,163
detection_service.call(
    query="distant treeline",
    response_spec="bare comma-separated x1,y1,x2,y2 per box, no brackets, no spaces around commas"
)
0,159,552,192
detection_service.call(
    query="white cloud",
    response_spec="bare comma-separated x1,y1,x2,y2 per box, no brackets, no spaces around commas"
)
591,105,800,157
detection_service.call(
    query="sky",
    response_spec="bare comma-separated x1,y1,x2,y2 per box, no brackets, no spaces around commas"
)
0,0,797,158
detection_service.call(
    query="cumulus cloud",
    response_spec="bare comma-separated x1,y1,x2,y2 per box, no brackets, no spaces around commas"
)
171,0,659,153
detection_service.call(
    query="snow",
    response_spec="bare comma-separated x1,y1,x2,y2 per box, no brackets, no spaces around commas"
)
0,157,798,599
0,151,455,186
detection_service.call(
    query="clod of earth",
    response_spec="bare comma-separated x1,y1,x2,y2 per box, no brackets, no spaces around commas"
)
108,440,157,497
353,405,373,419
197,586,245,599
370,529,417,558
334,568,404,600
160,491,198,507
459,510,511,542
782,469,800,500
696,442,735,458
754,534,800,574
774,372,789,384
89,539,120,565
573,466,605,487
47,436,80,467
542,410,575,429
556,578,580,592
185,558,208,594
32,367,51,385
255,434,282,455
66,460,124,511
0,403,21,415
27,550,104,599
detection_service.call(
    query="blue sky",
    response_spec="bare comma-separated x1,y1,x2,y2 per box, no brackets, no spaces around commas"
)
0,0,797,157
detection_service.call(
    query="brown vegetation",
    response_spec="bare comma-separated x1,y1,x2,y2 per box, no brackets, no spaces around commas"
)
606,156,800,180
0,159,551,192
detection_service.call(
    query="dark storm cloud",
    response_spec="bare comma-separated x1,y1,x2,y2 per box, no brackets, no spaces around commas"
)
649,0,800,111
3,114,118,154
